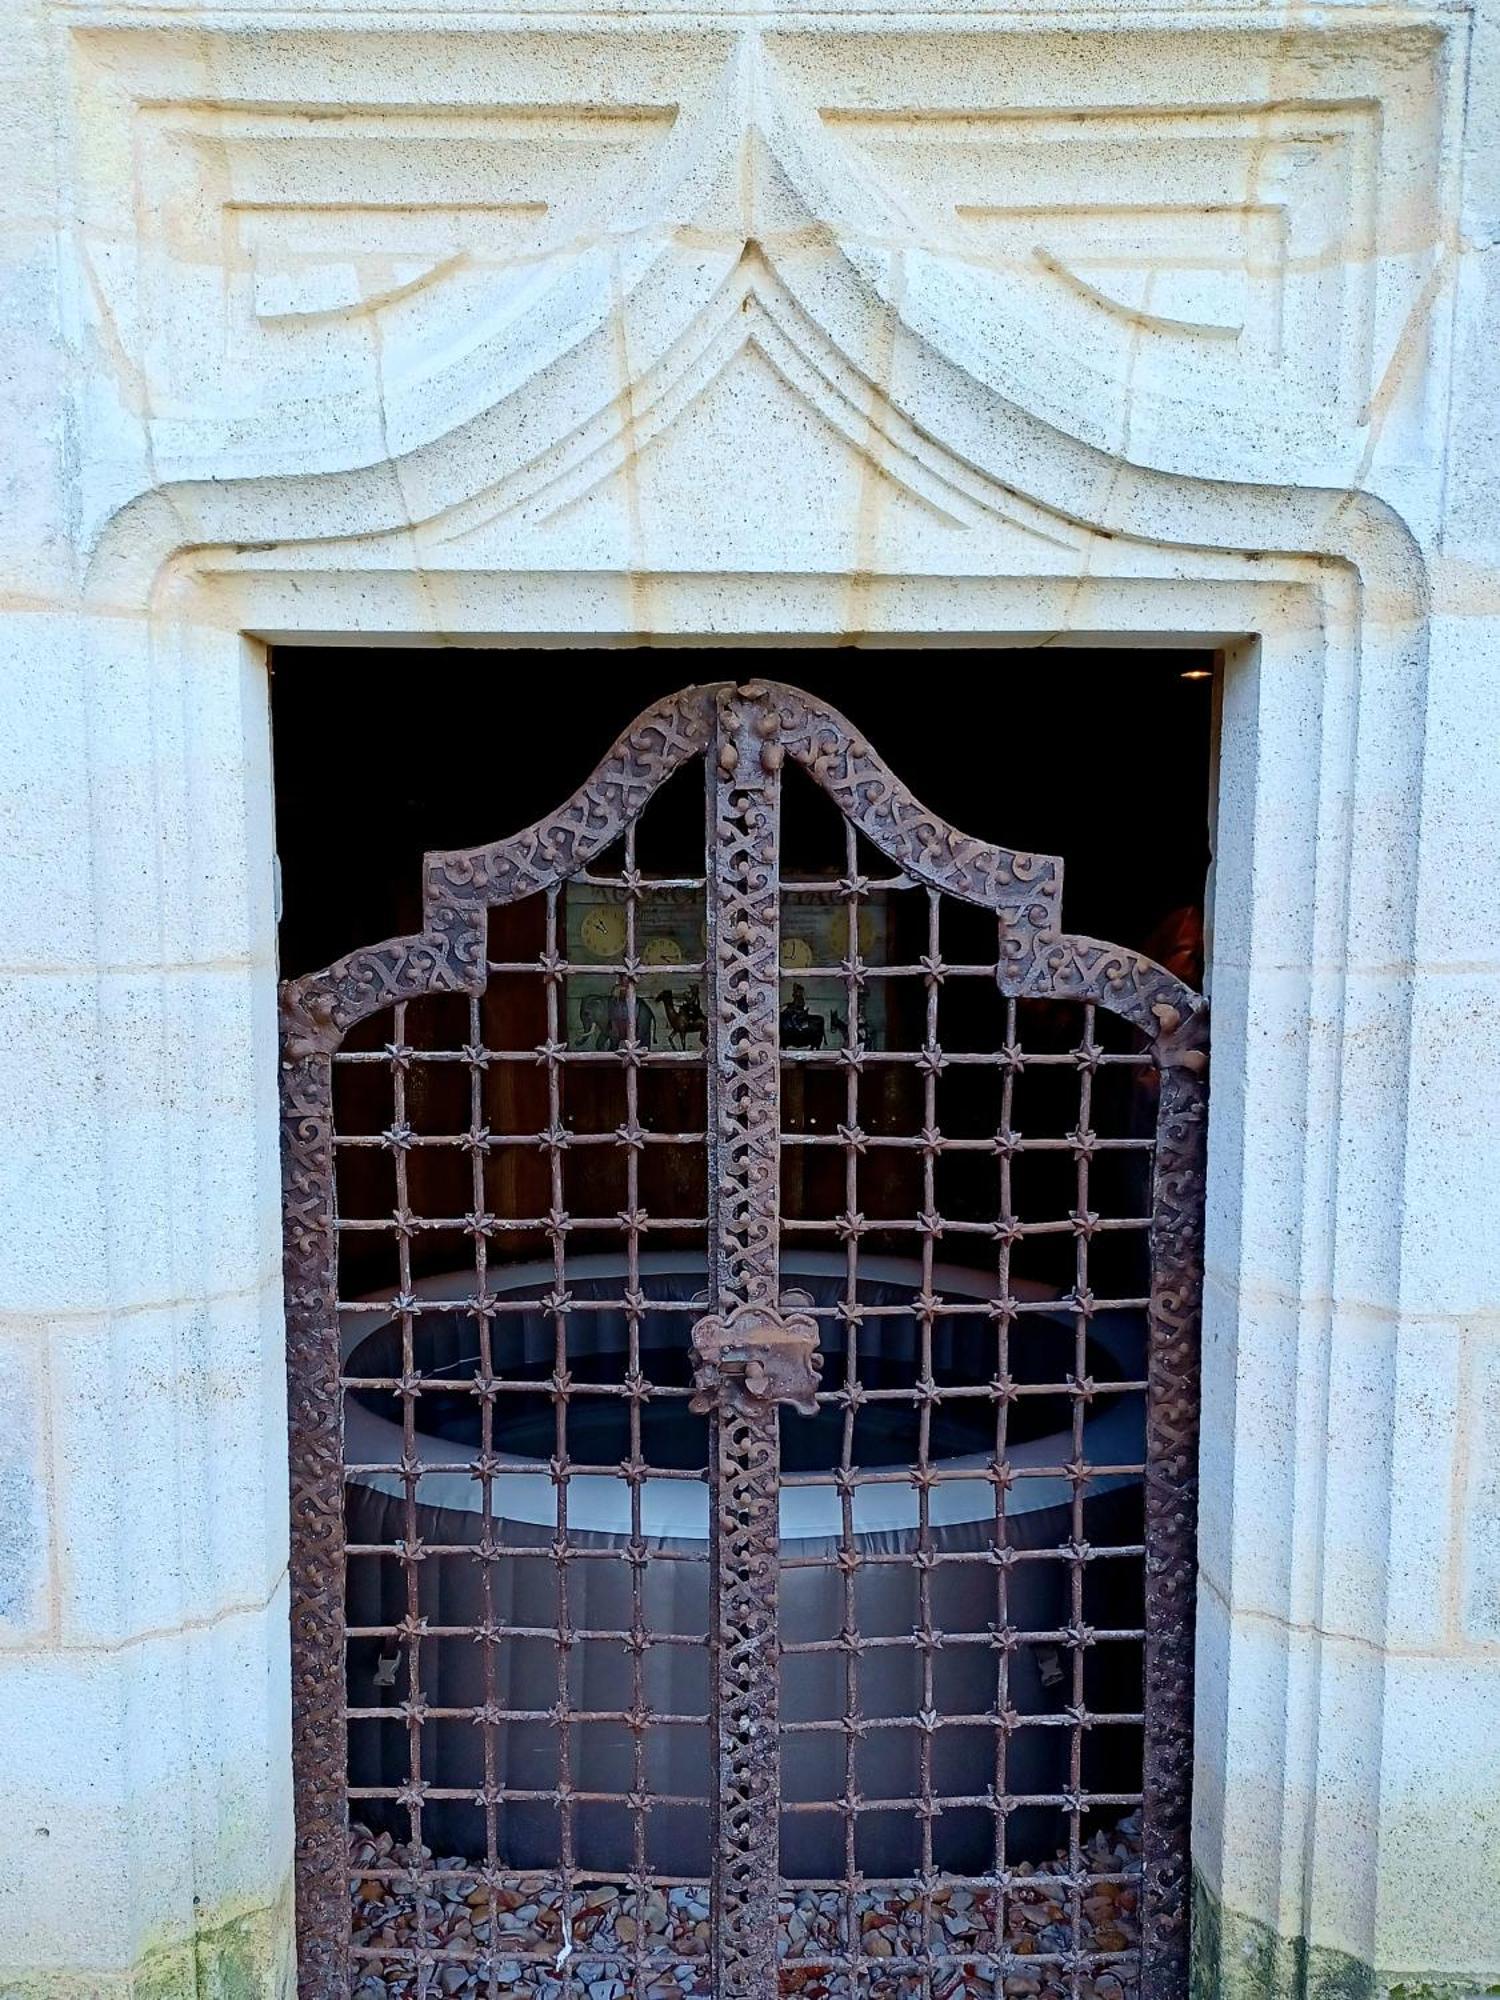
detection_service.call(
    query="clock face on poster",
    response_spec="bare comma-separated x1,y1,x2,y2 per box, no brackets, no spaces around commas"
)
643,936,684,966
780,936,814,970
578,903,627,960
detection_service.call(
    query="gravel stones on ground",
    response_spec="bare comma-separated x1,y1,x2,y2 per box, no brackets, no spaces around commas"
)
349,1813,1142,2000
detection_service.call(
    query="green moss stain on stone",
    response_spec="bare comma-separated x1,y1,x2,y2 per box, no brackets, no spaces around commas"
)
0,1884,293,2000
1193,1870,1500,2000
1191,1871,1371,2000
134,1893,292,2000
9,1873,1500,2000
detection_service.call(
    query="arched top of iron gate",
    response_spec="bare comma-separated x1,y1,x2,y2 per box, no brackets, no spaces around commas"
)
282,678,1205,1074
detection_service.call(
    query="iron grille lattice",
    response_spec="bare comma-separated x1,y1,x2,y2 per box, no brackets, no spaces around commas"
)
280,680,1207,2000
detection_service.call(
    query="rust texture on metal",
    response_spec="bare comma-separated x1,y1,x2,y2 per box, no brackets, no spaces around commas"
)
688,1302,825,1417
1137,1060,1207,1978
279,677,1207,2000
281,1045,350,1999
706,683,792,1998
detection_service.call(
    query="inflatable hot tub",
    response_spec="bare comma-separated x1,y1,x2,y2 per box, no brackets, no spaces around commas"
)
343,1250,1145,1877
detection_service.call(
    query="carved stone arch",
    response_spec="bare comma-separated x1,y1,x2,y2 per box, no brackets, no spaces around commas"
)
88,387,1425,630
81,118,1427,621
71,10,1433,613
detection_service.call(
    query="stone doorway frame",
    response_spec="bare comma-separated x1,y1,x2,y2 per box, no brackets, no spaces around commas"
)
81,477,1427,1989
53,19,1443,1987
7,0,1491,1987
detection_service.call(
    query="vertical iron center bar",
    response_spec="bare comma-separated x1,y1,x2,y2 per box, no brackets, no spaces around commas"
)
706,682,785,1999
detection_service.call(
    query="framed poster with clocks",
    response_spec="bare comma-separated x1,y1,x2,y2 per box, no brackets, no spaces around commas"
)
564,883,709,1051
564,883,890,1052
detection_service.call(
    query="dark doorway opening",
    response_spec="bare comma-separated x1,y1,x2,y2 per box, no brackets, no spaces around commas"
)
272,653,1214,2000
270,650,1216,987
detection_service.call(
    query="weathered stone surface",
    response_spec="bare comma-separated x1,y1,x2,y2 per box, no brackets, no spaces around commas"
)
0,0,1495,1994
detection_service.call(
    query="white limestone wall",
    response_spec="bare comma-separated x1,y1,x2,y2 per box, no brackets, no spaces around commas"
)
0,2,1496,1995
0,611,294,1992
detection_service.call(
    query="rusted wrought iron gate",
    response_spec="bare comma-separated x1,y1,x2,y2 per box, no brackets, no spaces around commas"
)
280,679,1207,2000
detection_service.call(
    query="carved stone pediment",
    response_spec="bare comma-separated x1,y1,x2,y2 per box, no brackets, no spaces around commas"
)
70,12,1449,570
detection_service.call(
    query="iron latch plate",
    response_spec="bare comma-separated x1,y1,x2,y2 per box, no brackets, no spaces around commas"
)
689,1302,824,1415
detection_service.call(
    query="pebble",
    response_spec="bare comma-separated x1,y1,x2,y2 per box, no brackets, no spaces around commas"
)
345,1811,1144,1999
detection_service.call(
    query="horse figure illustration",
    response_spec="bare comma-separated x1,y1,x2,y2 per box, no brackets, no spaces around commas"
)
780,983,827,1050
660,986,707,1051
